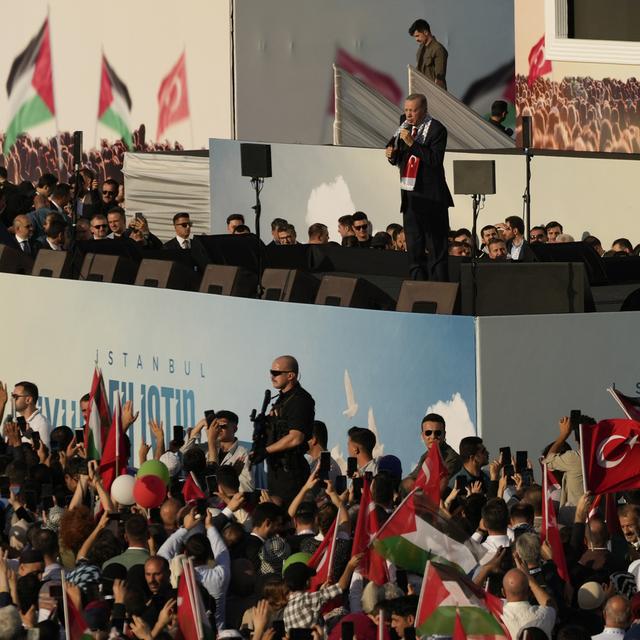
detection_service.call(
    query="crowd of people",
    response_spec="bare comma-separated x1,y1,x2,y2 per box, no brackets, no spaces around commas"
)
0,128,184,186
0,366,639,640
2,167,638,274
515,75,640,153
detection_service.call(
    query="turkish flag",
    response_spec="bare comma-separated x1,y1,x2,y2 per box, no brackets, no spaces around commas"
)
541,465,570,583
414,443,448,507
527,35,552,87
352,476,388,586
157,51,190,139
581,419,640,493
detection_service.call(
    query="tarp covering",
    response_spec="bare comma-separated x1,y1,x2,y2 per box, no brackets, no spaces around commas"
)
408,66,515,150
123,152,210,241
333,64,400,148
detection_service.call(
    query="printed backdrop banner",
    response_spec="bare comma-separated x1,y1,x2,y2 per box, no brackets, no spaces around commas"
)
0,273,477,474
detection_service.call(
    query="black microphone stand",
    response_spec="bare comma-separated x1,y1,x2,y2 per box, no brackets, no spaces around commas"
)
470,193,484,316
250,176,265,297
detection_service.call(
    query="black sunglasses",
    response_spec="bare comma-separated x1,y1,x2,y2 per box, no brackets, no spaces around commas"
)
353,224,368,231
424,430,443,437
270,369,292,377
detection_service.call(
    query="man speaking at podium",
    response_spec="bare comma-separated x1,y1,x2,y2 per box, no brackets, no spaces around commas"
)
386,93,453,282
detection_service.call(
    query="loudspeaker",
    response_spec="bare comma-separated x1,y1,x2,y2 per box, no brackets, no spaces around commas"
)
198,264,257,297
32,250,72,278
315,275,395,310
530,241,607,286
453,160,496,195
135,259,198,290
0,245,33,274
396,281,459,314
522,115,532,148
309,244,409,277
191,234,264,273
621,287,640,312
460,262,585,315
240,143,272,178
80,253,138,284
261,269,320,303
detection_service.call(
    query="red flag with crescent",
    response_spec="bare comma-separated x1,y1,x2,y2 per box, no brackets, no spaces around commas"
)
400,155,421,191
527,35,552,87
581,419,640,493
157,51,190,139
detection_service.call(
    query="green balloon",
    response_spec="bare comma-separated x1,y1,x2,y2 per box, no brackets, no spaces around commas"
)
137,459,170,485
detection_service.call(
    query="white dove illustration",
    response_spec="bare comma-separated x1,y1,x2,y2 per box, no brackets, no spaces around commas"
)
342,369,358,418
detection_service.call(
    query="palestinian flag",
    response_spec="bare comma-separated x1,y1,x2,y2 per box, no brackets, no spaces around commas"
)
3,18,56,154
86,366,110,460
372,489,481,575
415,562,508,640
98,54,132,148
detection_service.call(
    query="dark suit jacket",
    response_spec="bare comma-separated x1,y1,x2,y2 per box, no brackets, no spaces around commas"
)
15,237,40,258
242,534,264,572
163,237,189,251
507,239,537,262
387,118,454,210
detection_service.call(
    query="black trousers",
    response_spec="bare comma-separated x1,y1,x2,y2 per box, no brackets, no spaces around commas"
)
403,194,450,281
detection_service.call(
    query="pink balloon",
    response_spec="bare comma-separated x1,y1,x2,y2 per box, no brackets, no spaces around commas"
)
133,474,167,509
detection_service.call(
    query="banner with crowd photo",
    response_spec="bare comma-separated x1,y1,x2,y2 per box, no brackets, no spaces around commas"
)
514,0,640,153
0,272,477,476
0,1,232,184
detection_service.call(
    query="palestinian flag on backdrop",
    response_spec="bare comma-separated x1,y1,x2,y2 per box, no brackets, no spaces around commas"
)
86,366,111,460
98,54,132,148
415,561,508,640
372,489,482,576
3,18,56,154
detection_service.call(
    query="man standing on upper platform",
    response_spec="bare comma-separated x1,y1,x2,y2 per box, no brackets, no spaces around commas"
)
409,19,448,90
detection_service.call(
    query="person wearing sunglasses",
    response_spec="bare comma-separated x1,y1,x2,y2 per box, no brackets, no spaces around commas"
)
163,212,193,250
90,214,110,240
100,178,120,214
249,355,315,504
351,211,372,247
406,413,461,489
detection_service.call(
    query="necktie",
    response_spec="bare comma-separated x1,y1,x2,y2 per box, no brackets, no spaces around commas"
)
411,126,418,138
21,241,30,255
182,239,190,250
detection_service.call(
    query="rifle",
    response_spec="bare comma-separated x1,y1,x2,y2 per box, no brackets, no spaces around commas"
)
249,389,272,467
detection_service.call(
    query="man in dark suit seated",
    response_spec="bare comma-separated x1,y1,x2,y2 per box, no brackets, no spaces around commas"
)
163,212,193,250
37,219,67,251
12,214,40,257
242,502,282,573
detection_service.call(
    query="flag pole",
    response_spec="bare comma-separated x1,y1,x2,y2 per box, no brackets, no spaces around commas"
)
61,570,71,639
115,391,120,477
579,423,588,494
608,387,633,420
187,557,205,640
542,463,549,540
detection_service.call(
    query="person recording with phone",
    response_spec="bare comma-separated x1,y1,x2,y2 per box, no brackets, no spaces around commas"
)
385,93,453,282
8,381,51,449
249,355,315,504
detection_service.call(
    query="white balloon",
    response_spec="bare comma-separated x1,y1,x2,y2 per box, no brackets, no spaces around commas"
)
111,474,136,505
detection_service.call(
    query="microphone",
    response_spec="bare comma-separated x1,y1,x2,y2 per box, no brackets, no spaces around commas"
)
394,121,413,149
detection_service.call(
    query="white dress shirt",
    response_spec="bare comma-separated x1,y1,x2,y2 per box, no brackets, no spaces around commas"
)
25,409,51,448
502,600,556,639
175,235,191,249
592,628,626,640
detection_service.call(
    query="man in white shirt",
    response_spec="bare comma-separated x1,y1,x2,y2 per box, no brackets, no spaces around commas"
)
472,498,512,564
90,214,109,240
501,564,556,639
107,208,127,238
12,381,51,449
592,595,630,640
39,220,66,251
13,215,37,256
347,426,378,476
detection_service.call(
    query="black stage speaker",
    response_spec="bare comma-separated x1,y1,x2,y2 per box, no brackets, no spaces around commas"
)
0,245,33,274
32,250,72,278
240,143,272,178
396,281,459,314
522,115,533,149
530,242,607,286
309,244,410,277
261,268,320,303
80,253,138,284
453,160,496,195
461,262,585,315
621,287,640,312
191,234,263,273
315,275,395,310
135,259,198,291
198,264,257,297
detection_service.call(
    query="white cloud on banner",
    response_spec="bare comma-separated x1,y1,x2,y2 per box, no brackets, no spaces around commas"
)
306,176,355,242
425,392,476,452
